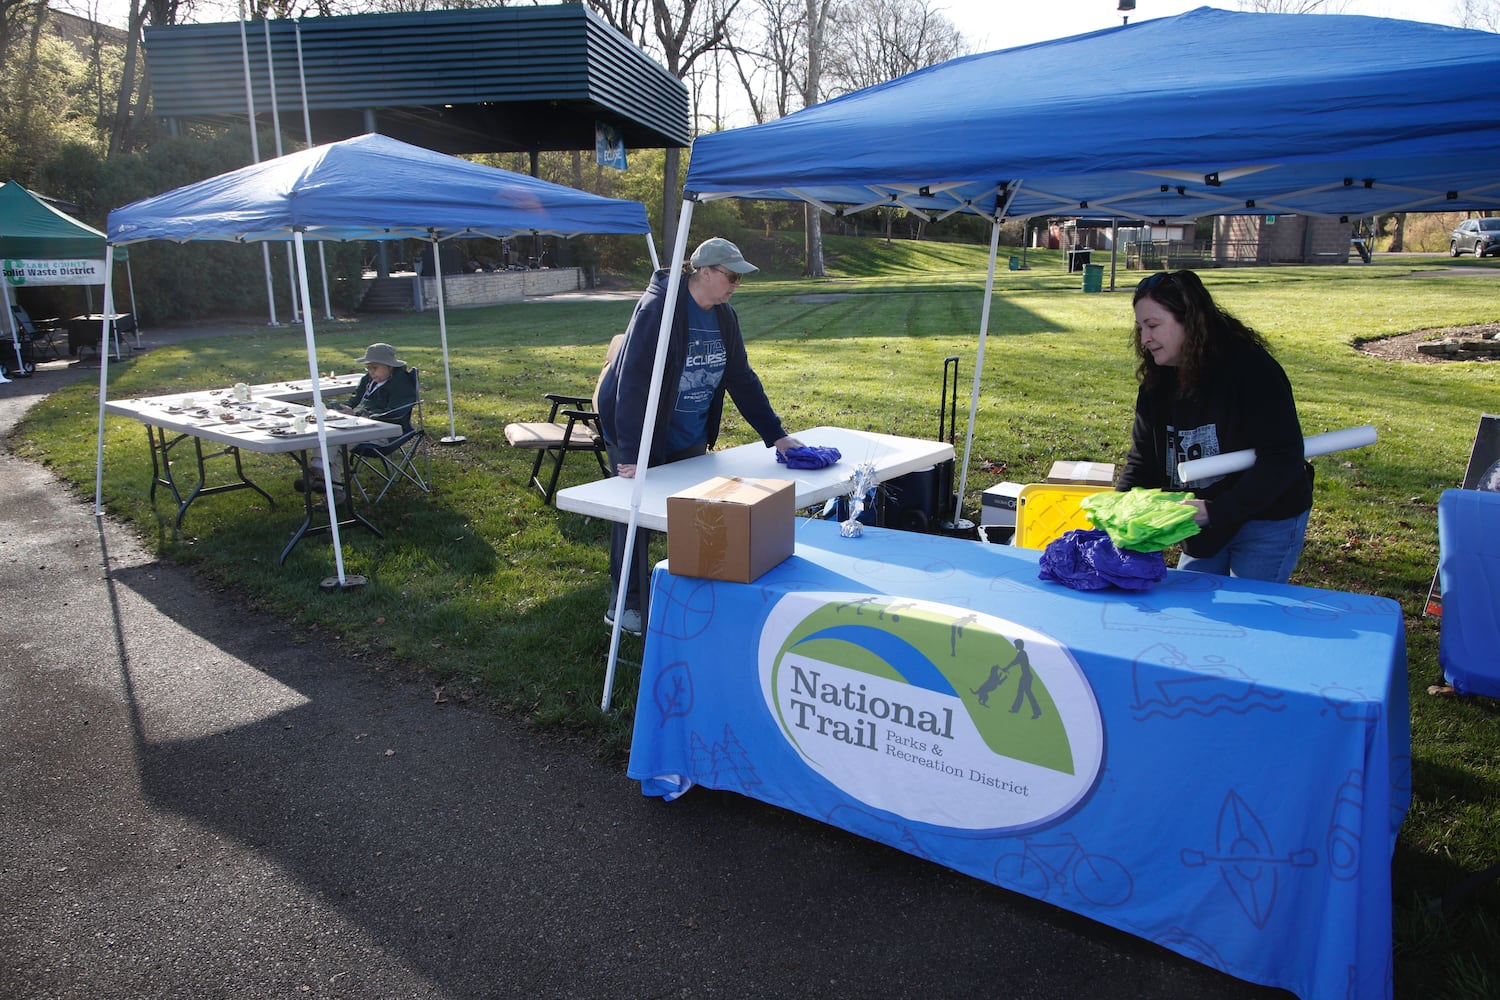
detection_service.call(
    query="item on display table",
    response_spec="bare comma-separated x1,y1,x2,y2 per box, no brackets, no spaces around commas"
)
776,444,842,470
1176,424,1378,483
1080,487,1202,552
232,382,251,402
1045,459,1116,487
1038,528,1168,591
835,460,879,538
980,481,1024,529
666,476,795,583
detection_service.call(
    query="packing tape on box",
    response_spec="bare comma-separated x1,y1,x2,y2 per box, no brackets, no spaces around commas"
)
694,505,728,576
1177,425,1377,483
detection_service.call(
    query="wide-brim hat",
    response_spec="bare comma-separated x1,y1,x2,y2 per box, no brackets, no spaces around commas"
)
690,237,758,274
355,343,405,368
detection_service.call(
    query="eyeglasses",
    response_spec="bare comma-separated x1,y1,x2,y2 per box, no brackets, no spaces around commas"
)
713,266,743,284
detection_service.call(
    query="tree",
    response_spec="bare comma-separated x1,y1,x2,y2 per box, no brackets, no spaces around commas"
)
822,0,965,96
1455,0,1500,32
1234,0,1350,12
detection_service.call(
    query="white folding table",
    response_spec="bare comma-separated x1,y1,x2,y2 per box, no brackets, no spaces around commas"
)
554,426,956,531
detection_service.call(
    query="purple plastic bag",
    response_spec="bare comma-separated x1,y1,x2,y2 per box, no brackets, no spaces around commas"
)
1039,529,1168,592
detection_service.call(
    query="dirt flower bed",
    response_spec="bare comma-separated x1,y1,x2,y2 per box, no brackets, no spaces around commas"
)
1356,322,1500,363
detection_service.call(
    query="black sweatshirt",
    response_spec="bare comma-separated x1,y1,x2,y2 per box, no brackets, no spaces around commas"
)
1117,342,1312,558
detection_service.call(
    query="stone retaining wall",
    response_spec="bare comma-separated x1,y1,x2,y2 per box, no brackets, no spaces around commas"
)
417,267,583,310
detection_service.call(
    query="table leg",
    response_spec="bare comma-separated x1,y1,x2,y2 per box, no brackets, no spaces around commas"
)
146,425,182,509
278,447,383,565
142,427,274,525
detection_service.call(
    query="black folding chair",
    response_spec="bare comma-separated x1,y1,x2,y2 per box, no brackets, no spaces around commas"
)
502,335,622,505
347,367,431,503
10,305,60,365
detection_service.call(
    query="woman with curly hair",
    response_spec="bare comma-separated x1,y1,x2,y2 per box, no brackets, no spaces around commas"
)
1117,269,1312,582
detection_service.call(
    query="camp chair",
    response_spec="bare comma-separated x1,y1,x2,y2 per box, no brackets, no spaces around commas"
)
347,367,430,503
10,305,61,363
504,335,622,505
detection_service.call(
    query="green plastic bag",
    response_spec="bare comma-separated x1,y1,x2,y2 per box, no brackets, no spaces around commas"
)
1080,488,1202,552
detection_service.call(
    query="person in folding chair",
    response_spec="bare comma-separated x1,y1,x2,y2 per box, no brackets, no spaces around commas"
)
596,237,802,636
296,342,418,501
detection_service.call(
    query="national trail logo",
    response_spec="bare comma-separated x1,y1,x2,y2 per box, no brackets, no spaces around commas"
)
759,592,1104,834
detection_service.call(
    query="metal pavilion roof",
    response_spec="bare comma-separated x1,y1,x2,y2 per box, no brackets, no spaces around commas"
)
144,4,690,156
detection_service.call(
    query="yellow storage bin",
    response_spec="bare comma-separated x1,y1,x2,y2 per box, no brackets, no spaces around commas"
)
1013,483,1107,550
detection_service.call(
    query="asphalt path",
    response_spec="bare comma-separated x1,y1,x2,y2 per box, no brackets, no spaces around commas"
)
0,333,1286,998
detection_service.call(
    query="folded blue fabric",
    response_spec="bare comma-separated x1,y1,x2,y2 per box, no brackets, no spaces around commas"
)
776,445,842,470
1039,528,1168,592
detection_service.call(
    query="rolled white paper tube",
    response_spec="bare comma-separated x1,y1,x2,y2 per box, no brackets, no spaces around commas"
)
1177,424,1378,483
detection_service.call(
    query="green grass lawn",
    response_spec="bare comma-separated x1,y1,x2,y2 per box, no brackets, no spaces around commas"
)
13,237,1500,996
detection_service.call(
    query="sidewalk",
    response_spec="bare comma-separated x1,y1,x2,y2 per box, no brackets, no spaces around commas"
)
0,338,1283,998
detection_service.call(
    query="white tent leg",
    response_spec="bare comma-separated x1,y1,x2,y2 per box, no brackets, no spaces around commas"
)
125,258,142,347
601,199,695,713
431,234,463,445
645,232,660,272
1,284,18,384
93,246,118,515
294,231,351,588
952,220,1000,523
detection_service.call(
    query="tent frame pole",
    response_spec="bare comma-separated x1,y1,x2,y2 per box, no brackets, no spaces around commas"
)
294,229,360,590
431,232,465,445
93,247,117,514
952,219,1000,526
601,200,694,713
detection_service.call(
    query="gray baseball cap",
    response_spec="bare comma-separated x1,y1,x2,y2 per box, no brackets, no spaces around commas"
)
690,237,758,274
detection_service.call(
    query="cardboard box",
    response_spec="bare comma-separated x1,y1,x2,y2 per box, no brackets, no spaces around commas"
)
1045,460,1116,488
980,481,1024,528
667,476,795,583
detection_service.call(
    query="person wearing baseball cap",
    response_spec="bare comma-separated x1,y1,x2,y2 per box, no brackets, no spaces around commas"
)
295,342,417,497
595,238,803,635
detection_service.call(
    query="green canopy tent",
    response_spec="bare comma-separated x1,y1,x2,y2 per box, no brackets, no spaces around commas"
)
0,181,122,377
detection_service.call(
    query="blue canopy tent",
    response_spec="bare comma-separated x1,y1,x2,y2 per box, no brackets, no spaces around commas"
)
670,6,1500,526
601,5,1500,690
101,132,655,585
598,5,1500,995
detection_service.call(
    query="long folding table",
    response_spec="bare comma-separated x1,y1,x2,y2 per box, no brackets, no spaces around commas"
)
105,391,394,563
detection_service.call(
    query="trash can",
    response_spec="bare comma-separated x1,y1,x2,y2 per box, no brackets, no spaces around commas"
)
1082,263,1105,293
1067,248,1092,272
1008,255,1020,271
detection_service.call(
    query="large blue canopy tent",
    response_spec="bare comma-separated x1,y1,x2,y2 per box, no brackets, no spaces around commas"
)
599,5,1500,995
101,132,655,585
670,6,1500,521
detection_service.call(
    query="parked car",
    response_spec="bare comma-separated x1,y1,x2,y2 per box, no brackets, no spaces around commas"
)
1450,217,1500,257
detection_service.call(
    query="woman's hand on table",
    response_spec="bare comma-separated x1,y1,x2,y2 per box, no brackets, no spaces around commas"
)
773,436,804,454
617,463,637,479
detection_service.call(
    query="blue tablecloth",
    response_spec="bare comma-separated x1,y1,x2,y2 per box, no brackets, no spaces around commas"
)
629,519,1410,1000
1438,488,1500,698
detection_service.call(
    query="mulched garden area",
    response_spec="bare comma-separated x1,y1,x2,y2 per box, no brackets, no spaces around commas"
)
1357,322,1500,363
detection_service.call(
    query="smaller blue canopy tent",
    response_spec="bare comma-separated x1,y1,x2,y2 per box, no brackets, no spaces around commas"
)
107,132,653,243
100,133,655,584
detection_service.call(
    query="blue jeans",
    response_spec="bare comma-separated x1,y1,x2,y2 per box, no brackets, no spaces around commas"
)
1176,509,1310,584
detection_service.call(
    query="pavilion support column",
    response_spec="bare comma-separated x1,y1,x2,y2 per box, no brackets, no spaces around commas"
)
662,148,680,263
363,108,391,278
